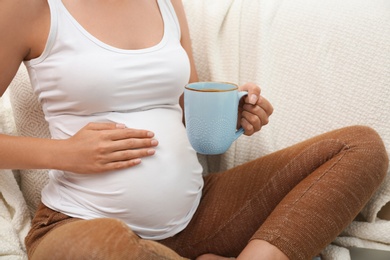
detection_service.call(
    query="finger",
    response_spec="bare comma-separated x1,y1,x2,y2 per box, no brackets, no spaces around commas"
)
243,104,270,126
240,117,255,136
257,96,274,116
102,158,143,172
241,110,262,133
241,102,272,133
95,138,158,157
84,122,126,131
104,148,157,165
84,123,155,140
239,83,261,105
103,128,155,141
113,138,159,151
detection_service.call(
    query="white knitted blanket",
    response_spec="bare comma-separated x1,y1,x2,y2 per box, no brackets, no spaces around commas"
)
0,92,29,260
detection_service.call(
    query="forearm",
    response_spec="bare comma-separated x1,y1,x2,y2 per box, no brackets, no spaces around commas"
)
0,134,64,170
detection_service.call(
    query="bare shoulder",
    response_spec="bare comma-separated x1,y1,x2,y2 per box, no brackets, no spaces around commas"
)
169,0,185,13
0,0,49,96
169,0,188,30
169,0,199,82
0,0,49,56
168,0,192,44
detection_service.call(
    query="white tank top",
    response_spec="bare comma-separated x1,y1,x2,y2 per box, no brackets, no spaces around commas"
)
24,0,203,240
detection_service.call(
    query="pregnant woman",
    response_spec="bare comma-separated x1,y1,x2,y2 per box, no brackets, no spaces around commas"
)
0,0,387,259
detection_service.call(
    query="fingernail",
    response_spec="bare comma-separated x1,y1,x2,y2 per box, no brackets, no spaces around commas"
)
249,94,258,104
151,139,158,146
147,149,156,155
116,123,126,129
133,159,141,164
147,132,154,137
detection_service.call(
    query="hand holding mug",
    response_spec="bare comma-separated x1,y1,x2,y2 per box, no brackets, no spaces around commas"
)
238,82,273,136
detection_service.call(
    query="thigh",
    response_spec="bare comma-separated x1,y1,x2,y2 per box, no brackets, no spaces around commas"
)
27,204,185,260
159,126,388,258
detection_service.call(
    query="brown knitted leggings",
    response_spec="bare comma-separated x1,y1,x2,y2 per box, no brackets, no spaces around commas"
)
26,126,388,260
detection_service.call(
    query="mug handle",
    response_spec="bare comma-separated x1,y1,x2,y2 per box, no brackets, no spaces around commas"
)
234,91,248,140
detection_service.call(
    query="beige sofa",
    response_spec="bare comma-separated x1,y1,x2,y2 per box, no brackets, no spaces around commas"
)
1,0,389,259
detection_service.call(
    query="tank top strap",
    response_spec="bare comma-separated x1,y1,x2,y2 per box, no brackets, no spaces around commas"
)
158,0,181,40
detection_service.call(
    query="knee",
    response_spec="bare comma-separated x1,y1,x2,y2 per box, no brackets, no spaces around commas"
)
32,218,183,260
344,125,388,183
351,125,388,162
32,218,140,260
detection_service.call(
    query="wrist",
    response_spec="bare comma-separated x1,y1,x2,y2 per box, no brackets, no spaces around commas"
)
43,139,69,171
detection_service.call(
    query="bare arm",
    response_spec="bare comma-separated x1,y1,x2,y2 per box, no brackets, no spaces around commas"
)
0,0,52,170
170,0,198,119
0,0,157,173
0,122,159,173
0,0,34,96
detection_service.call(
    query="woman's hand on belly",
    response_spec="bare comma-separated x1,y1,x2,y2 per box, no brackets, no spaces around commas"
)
57,122,158,174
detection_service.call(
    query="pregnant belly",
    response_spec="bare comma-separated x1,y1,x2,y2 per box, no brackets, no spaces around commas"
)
45,107,204,238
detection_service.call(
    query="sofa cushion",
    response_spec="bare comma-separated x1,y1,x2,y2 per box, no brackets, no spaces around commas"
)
183,0,390,222
9,65,50,217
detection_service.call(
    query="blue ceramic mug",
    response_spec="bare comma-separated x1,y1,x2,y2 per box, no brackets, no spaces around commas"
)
184,82,248,155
